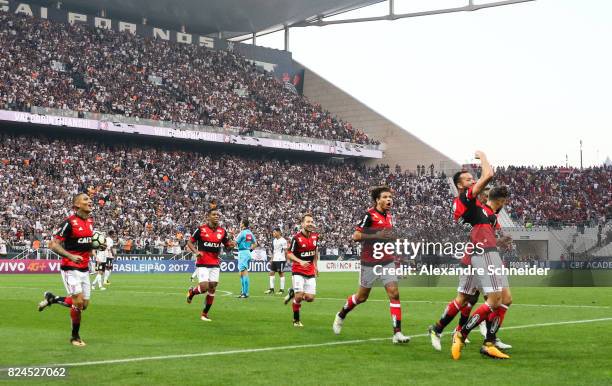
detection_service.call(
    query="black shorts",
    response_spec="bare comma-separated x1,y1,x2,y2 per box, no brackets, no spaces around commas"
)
106,259,114,270
95,262,107,271
270,261,286,273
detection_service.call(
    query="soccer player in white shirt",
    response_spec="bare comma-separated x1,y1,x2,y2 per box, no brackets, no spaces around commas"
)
265,228,287,295
103,231,116,285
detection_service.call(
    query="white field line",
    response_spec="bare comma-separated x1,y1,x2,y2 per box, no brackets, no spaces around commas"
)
0,285,610,308
1,317,611,370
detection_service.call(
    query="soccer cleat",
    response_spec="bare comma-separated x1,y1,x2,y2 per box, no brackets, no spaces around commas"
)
99,287,107,291
186,287,195,304
392,331,410,344
264,289,274,295
293,320,304,327
494,338,512,350
332,313,344,335
452,329,470,344
428,326,441,351
38,291,55,312
104,280,111,285
200,313,212,322
479,321,488,338
451,331,466,360
480,342,510,359
70,338,87,347
278,289,284,295
283,288,295,305
237,294,248,299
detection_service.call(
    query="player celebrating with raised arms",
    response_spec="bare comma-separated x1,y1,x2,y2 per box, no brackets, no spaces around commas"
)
236,218,257,298
333,186,410,344
283,214,319,327
186,208,235,321
38,193,103,347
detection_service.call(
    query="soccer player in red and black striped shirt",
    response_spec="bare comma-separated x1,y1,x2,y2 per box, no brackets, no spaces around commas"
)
283,213,319,327
332,186,410,344
37,193,99,346
185,208,235,321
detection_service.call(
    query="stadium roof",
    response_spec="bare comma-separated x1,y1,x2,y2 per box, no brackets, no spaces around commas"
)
29,0,382,37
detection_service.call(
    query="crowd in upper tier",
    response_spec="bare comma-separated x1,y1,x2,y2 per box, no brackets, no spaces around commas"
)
0,12,377,145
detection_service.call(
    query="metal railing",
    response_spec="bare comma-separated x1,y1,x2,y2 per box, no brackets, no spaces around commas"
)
30,106,382,151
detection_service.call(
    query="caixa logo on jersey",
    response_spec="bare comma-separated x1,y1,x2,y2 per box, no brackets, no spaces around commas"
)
201,241,221,248
77,237,92,244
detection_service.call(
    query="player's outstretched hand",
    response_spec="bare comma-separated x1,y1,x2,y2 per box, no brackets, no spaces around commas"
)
474,150,486,160
70,254,83,264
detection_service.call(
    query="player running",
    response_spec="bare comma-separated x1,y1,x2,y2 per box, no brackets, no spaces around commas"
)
283,214,319,327
185,208,235,321
37,193,102,346
265,227,287,295
332,186,410,344
451,184,512,360
236,218,257,298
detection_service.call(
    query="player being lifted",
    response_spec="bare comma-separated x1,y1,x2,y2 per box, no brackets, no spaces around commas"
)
38,193,103,346
429,164,511,352
283,214,319,327
265,227,287,295
236,218,257,299
333,186,410,344
186,208,235,321
448,167,512,359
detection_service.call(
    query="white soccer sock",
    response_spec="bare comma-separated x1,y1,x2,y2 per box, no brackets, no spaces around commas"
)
280,277,285,290
93,273,101,287
104,270,111,281
269,276,275,290
191,271,198,279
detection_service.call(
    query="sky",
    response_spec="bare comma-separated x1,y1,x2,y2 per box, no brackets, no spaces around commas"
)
254,0,611,167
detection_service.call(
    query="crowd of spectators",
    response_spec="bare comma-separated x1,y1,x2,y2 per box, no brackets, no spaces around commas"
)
0,12,377,145
494,165,611,226
0,133,461,256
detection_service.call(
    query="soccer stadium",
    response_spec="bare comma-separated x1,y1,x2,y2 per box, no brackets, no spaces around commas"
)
0,0,611,384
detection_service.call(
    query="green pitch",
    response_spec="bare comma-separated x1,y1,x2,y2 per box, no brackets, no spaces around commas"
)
1,273,611,385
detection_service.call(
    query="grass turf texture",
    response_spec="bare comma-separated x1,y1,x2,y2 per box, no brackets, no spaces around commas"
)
1,273,611,385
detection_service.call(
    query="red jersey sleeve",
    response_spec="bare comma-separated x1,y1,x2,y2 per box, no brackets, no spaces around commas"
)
190,227,201,243
221,230,232,248
54,219,72,241
355,212,372,232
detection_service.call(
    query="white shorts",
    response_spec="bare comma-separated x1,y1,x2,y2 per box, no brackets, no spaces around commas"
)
60,270,91,300
196,267,220,283
292,275,316,295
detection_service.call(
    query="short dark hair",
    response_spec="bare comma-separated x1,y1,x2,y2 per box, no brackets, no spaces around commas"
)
72,192,88,207
241,218,250,228
489,186,510,201
453,171,469,187
207,208,219,215
273,227,281,233
108,230,115,236
301,213,313,222
370,186,391,202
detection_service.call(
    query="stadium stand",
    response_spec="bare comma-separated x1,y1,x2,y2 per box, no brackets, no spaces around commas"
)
0,12,377,145
494,165,611,226
0,132,461,255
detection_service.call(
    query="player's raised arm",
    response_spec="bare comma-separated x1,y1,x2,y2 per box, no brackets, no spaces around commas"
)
353,213,395,242
472,150,494,197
